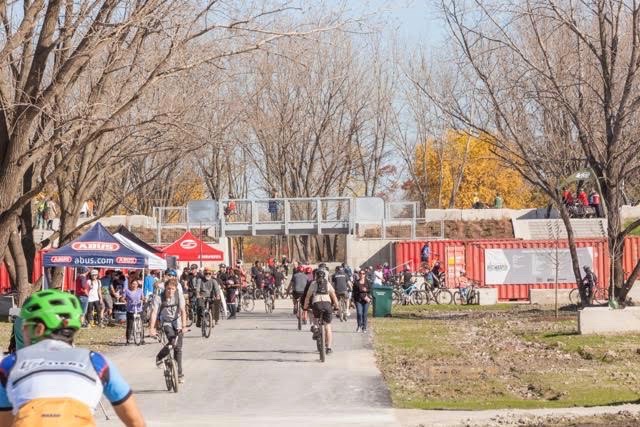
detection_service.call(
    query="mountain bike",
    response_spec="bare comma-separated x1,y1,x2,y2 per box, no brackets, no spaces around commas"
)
264,289,275,314
315,317,326,363
132,311,144,345
240,288,255,312
393,283,424,305
201,298,213,339
422,284,453,305
162,343,179,393
453,281,480,305
569,286,608,306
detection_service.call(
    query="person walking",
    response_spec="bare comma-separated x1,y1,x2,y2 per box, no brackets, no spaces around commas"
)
124,278,144,344
44,198,58,230
86,270,103,327
352,270,372,333
75,268,90,327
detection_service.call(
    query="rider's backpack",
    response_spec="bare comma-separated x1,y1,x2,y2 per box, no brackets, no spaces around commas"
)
316,279,329,295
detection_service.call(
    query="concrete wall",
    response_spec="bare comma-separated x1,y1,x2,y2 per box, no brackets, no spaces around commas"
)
346,236,394,269
477,288,498,305
424,205,639,222
579,306,640,334
529,289,573,306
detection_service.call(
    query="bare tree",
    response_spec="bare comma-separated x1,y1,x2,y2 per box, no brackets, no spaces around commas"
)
417,0,640,300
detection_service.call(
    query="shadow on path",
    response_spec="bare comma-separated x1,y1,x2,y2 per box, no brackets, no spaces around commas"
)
208,357,314,363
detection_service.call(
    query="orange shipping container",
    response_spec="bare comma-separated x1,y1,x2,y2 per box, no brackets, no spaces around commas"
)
465,239,609,301
624,236,640,280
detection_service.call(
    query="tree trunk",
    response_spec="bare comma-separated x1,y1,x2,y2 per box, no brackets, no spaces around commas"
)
3,252,17,291
9,226,31,306
557,204,584,286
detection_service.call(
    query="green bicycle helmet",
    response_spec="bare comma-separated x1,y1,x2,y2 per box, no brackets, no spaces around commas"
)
21,289,83,337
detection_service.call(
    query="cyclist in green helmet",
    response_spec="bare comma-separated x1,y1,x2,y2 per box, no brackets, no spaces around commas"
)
0,289,145,427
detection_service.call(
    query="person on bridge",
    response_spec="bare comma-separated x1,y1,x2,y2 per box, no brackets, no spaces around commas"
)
0,289,145,427
149,279,187,385
304,270,338,355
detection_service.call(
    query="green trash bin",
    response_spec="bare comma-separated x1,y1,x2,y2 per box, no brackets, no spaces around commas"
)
372,284,393,317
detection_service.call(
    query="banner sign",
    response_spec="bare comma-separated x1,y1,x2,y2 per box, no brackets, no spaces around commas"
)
484,248,593,285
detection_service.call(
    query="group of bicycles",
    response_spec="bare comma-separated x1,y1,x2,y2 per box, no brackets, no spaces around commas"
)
388,273,482,306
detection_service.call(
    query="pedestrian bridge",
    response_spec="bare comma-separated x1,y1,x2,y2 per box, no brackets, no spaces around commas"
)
153,197,443,242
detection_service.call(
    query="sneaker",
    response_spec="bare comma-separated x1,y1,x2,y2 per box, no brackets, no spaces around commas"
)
178,375,185,384
362,328,367,333
356,326,361,332
303,320,308,325
310,325,318,333
326,348,333,355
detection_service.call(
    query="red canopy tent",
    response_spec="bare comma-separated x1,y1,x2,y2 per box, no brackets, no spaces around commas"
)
162,231,224,262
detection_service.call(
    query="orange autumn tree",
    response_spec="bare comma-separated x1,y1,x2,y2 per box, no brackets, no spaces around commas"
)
408,131,542,209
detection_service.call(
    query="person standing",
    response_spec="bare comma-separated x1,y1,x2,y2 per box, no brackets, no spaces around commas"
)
589,189,602,218
45,198,58,230
75,268,90,327
124,278,144,344
352,270,372,333
100,270,116,325
494,193,504,209
86,270,103,327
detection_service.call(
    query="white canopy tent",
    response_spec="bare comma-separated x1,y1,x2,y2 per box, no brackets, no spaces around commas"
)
113,232,167,270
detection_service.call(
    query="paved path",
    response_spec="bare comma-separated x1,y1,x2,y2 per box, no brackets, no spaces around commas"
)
98,299,399,427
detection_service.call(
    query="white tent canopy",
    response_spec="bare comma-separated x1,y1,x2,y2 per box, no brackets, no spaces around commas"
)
113,232,167,270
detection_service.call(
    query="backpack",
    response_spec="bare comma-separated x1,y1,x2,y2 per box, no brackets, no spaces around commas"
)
316,279,328,295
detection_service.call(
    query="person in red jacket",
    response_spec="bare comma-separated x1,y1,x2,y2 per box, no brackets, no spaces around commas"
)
75,267,90,327
577,188,589,206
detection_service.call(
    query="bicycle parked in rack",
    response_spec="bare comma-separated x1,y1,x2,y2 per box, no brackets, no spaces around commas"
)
422,283,453,305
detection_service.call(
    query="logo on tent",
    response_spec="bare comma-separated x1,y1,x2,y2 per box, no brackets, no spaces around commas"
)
51,256,72,263
116,257,138,264
71,242,120,251
180,239,197,250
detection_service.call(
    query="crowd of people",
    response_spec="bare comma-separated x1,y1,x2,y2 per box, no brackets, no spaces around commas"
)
562,186,603,218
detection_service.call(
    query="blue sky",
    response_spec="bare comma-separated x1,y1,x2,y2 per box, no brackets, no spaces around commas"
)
341,0,446,49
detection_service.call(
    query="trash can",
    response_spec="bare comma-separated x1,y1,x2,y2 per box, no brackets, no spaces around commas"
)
372,284,393,317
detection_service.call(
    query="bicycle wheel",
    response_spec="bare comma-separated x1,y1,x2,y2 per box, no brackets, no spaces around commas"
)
164,360,173,391
593,288,608,305
133,316,143,345
169,359,179,393
202,310,213,338
436,289,453,305
469,290,479,305
392,290,402,306
242,296,255,312
297,303,302,331
410,290,424,305
568,288,580,305
453,291,462,305
319,324,326,363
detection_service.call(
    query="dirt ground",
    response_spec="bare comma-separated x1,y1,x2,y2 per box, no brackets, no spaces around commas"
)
372,304,640,426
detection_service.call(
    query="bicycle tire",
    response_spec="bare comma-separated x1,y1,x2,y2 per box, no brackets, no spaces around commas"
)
242,296,255,312
319,324,326,363
469,290,479,305
410,290,424,305
170,359,179,393
297,304,302,331
568,288,580,305
593,288,608,305
133,316,143,345
164,360,173,391
436,289,453,305
453,291,462,305
202,310,212,338
392,291,402,306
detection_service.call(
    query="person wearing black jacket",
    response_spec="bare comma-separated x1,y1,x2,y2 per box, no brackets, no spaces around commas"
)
352,270,372,333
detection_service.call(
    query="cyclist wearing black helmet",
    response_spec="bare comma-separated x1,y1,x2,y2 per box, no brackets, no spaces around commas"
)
304,269,338,354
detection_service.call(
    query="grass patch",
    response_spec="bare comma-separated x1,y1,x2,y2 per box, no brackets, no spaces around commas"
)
0,321,126,353
372,306,640,410
624,219,640,236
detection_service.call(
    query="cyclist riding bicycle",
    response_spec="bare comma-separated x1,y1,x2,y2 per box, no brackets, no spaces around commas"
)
149,279,187,385
581,266,598,306
0,289,145,426
304,269,338,355
288,266,309,323
195,268,218,327
332,266,350,311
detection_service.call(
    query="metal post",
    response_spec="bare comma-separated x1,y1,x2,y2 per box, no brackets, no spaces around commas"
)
411,202,416,240
284,199,290,235
219,200,226,238
156,208,162,246
250,200,256,236
316,198,322,235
